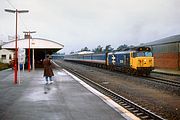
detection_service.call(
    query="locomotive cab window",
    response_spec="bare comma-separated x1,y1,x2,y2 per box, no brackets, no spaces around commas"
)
133,51,152,57
144,52,152,57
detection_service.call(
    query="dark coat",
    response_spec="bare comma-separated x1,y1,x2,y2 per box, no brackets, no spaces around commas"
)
43,58,54,77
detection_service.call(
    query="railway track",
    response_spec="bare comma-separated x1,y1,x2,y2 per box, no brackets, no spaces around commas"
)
146,76,180,88
58,64,165,120
61,60,180,88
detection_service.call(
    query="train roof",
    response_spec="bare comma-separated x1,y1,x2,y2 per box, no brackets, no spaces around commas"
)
78,51,94,55
108,51,132,55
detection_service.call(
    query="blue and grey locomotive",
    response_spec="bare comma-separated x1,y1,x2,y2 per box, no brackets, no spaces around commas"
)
64,47,154,75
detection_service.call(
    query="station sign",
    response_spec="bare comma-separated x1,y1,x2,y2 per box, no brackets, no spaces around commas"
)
18,48,25,64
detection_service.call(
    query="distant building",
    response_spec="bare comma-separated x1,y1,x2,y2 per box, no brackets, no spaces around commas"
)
0,49,14,64
145,35,180,70
1,37,64,69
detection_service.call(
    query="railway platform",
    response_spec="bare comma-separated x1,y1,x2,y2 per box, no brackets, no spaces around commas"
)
0,68,139,120
153,69,180,76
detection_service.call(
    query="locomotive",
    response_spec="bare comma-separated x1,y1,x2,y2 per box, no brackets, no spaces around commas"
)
64,47,154,76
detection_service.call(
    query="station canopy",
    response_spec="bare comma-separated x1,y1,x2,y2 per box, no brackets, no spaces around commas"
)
2,38,64,53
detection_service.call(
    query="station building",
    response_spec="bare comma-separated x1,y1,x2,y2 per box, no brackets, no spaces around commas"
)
145,35,180,70
1,36,64,69
0,49,14,64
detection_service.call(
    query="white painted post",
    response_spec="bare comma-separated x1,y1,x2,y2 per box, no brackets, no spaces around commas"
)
32,48,35,70
18,48,25,84
18,64,21,85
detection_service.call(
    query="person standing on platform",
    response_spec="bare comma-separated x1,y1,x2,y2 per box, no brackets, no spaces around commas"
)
43,54,54,84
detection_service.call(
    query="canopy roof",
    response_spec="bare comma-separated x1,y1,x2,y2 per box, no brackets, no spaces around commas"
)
1,38,64,50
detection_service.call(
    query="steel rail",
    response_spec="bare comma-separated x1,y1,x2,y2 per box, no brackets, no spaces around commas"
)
58,64,165,120
146,76,180,88
63,60,180,87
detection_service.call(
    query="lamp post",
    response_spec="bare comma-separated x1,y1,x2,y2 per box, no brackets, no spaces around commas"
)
23,31,36,72
5,9,29,84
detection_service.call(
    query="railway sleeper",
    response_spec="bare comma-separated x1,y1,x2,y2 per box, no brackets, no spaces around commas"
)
116,100,123,103
127,107,135,110
119,101,125,104
113,98,119,101
132,110,139,113
124,105,131,108
136,113,143,116
122,103,127,106
140,116,149,119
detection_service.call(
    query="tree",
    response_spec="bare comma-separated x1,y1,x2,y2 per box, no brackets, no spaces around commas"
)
80,47,90,51
92,45,103,53
116,44,129,51
104,45,114,53
70,51,74,54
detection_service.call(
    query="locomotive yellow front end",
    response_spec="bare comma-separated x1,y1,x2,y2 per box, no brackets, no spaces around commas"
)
136,56,154,71
130,47,154,75
137,57,154,67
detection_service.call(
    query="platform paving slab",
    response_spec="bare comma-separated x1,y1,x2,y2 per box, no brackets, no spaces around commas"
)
0,69,132,120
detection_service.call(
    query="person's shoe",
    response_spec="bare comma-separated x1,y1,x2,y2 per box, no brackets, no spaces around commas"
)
50,81,53,84
45,82,48,85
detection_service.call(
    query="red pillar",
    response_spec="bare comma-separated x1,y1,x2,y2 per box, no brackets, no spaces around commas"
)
14,9,18,84
28,32,31,72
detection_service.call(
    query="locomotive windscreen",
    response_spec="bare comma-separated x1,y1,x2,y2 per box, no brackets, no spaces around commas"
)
136,47,151,51
133,47,153,57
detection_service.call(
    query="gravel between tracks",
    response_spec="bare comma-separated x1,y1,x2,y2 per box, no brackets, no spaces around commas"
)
55,60,180,120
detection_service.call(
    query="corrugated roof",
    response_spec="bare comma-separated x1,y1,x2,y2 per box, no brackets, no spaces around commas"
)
145,34,180,46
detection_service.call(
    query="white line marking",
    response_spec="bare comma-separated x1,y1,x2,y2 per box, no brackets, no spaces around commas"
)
63,69,140,120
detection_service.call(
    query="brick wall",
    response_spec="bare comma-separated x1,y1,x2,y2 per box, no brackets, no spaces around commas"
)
154,53,179,69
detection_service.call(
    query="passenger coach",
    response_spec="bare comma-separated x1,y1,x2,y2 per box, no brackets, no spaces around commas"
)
64,47,154,76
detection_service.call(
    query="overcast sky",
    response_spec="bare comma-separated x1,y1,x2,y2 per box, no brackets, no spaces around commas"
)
0,0,180,53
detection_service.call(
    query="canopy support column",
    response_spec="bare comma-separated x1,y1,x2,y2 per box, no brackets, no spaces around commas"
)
32,48,35,70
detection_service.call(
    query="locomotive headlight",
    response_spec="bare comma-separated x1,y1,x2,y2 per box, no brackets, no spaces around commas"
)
144,59,146,62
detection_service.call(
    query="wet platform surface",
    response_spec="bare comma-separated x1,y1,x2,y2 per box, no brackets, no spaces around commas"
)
0,69,138,120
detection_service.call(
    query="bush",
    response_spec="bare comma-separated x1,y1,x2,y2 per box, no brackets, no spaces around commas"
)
0,62,10,71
